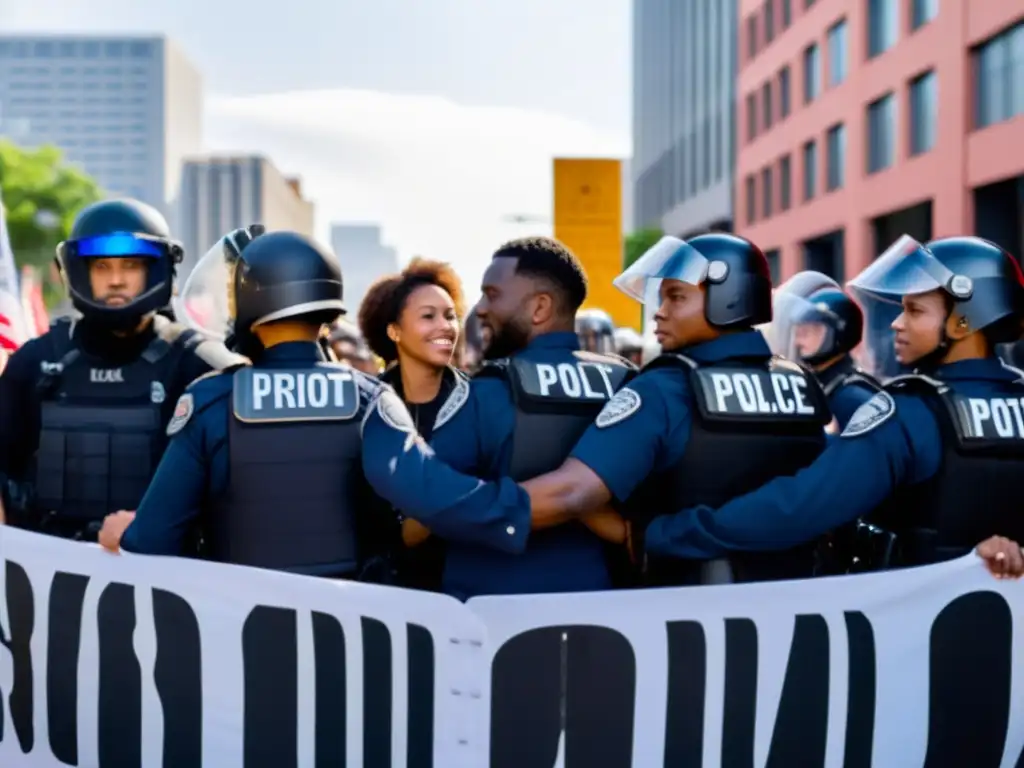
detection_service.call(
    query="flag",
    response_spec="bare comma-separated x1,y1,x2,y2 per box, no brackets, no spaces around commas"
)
0,185,29,351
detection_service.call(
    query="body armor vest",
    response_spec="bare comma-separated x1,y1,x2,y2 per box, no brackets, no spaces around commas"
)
33,320,180,530
867,374,1024,566
476,350,636,480
633,353,831,585
821,368,881,399
211,364,366,576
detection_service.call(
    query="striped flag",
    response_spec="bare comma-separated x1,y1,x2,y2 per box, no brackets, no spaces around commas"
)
0,186,29,352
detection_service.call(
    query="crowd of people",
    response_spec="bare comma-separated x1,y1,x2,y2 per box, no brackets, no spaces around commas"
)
0,196,1022,599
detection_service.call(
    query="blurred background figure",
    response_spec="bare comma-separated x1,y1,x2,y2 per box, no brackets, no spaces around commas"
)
459,302,485,373
326,318,380,375
613,326,643,366
575,308,616,353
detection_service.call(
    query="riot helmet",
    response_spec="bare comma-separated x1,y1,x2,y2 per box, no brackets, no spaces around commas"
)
176,224,266,341
575,308,616,353
56,199,182,328
613,326,644,365
848,234,1024,371
768,271,864,366
614,233,772,328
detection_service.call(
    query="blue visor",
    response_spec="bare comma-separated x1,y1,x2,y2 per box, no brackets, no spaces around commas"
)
72,233,165,258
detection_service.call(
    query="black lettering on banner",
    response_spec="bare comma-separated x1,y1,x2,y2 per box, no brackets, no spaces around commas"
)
406,624,435,768
721,619,756,767
0,560,35,753
47,572,90,765
489,626,636,768
361,617,393,768
97,583,142,766
242,606,298,768
842,611,877,768
663,621,706,765
924,591,1012,768
312,612,346,766
151,589,203,767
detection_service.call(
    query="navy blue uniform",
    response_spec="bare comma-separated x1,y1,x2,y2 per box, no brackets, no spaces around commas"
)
640,358,1020,559
119,342,530,556
430,332,614,599
817,356,878,430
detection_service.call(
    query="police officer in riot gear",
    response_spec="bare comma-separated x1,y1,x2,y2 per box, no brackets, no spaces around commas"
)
768,271,880,429
416,236,634,598
575,308,616,354
501,234,832,586
646,235,1024,571
98,231,534,577
0,198,240,540
613,326,644,366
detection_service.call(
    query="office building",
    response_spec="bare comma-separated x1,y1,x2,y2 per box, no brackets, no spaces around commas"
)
0,35,202,218
329,224,399,313
177,156,315,274
737,0,1024,284
632,0,738,236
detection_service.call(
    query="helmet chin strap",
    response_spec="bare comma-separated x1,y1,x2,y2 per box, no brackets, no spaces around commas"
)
914,313,964,373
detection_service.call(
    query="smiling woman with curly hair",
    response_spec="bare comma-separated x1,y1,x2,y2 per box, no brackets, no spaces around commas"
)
358,256,468,590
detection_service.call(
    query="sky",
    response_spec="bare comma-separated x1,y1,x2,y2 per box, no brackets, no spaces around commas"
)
0,0,633,296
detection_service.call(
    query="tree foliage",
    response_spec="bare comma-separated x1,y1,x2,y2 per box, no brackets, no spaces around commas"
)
623,228,664,270
0,140,104,272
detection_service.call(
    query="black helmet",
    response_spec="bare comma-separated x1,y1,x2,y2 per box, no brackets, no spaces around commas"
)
233,231,345,335
614,233,772,328
575,308,616,353
767,270,864,365
56,198,182,327
175,224,266,341
849,234,1024,349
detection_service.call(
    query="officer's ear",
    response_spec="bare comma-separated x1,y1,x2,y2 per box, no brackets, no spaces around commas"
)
387,323,400,344
530,291,555,325
947,312,972,341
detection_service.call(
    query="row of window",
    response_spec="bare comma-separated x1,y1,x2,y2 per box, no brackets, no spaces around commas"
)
6,81,151,91
3,65,150,76
866,71,937,172
974,20,1024,129
0,40,155,59
747,0,938,69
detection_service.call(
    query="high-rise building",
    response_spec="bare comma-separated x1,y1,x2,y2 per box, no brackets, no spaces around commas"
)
329,224,399,314
0,35,202,220
632,0,738,236
736,0,1024,284
177,156,315,274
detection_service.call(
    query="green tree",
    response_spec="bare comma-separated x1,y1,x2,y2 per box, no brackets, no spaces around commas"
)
623,228,664,270
0,140,104,305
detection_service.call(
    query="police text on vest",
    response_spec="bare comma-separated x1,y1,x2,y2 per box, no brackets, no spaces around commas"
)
90,368,124,383
708,372,815,415
536,362,617,399
251,371,352,410
965,397,1024,438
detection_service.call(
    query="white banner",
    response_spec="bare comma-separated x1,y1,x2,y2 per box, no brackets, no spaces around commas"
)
1,526,1022,767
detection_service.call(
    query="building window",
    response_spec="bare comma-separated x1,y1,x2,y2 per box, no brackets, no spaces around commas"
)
762,166,774,217
826,123,846,190
912,0,938,30
746,175,757,224
782,0,792,29
868,0,898,58
780,154,792,210
803,140,817,200
867,93,896,173
909,71,937,155
804,43,821,103
764,0,775,44
827,20,848,86
806,0,817,7
779,67,791,118
974,23,1024,129
747,92,758,140
748,15,759,60
762,81,773,130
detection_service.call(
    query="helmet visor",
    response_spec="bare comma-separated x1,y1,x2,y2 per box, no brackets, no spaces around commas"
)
613,236,710,304
768,292,839,360
174,239,237,340
58,232,174,314
847,235,969,304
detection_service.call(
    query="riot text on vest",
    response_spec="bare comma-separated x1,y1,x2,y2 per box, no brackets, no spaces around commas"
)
251,371,352,411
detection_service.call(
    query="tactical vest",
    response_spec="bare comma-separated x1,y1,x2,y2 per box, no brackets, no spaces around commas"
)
476,350,636,480
867,373,1024,566
211,364,366,576
633,353,832,585
821,368,881,399
33,320,182,530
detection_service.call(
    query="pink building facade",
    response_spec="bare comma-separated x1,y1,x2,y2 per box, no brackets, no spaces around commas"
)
735,0,1024,284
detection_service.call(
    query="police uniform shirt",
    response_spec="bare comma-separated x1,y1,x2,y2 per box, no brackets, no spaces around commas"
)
119,341,531,557
638,357,1022,559
429,331,619,600
817,355,878,430
0,317,215,482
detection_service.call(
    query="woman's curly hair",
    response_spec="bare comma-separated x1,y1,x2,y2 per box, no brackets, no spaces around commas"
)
357,257,466,363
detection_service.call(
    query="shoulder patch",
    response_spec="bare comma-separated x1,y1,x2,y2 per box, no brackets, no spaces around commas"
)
434,374,470,431
595,386,642,428
375,388,417,433
841,391,896,438
166,393,195,436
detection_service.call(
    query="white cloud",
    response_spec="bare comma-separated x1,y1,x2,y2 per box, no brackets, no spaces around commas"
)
204,88,630,300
